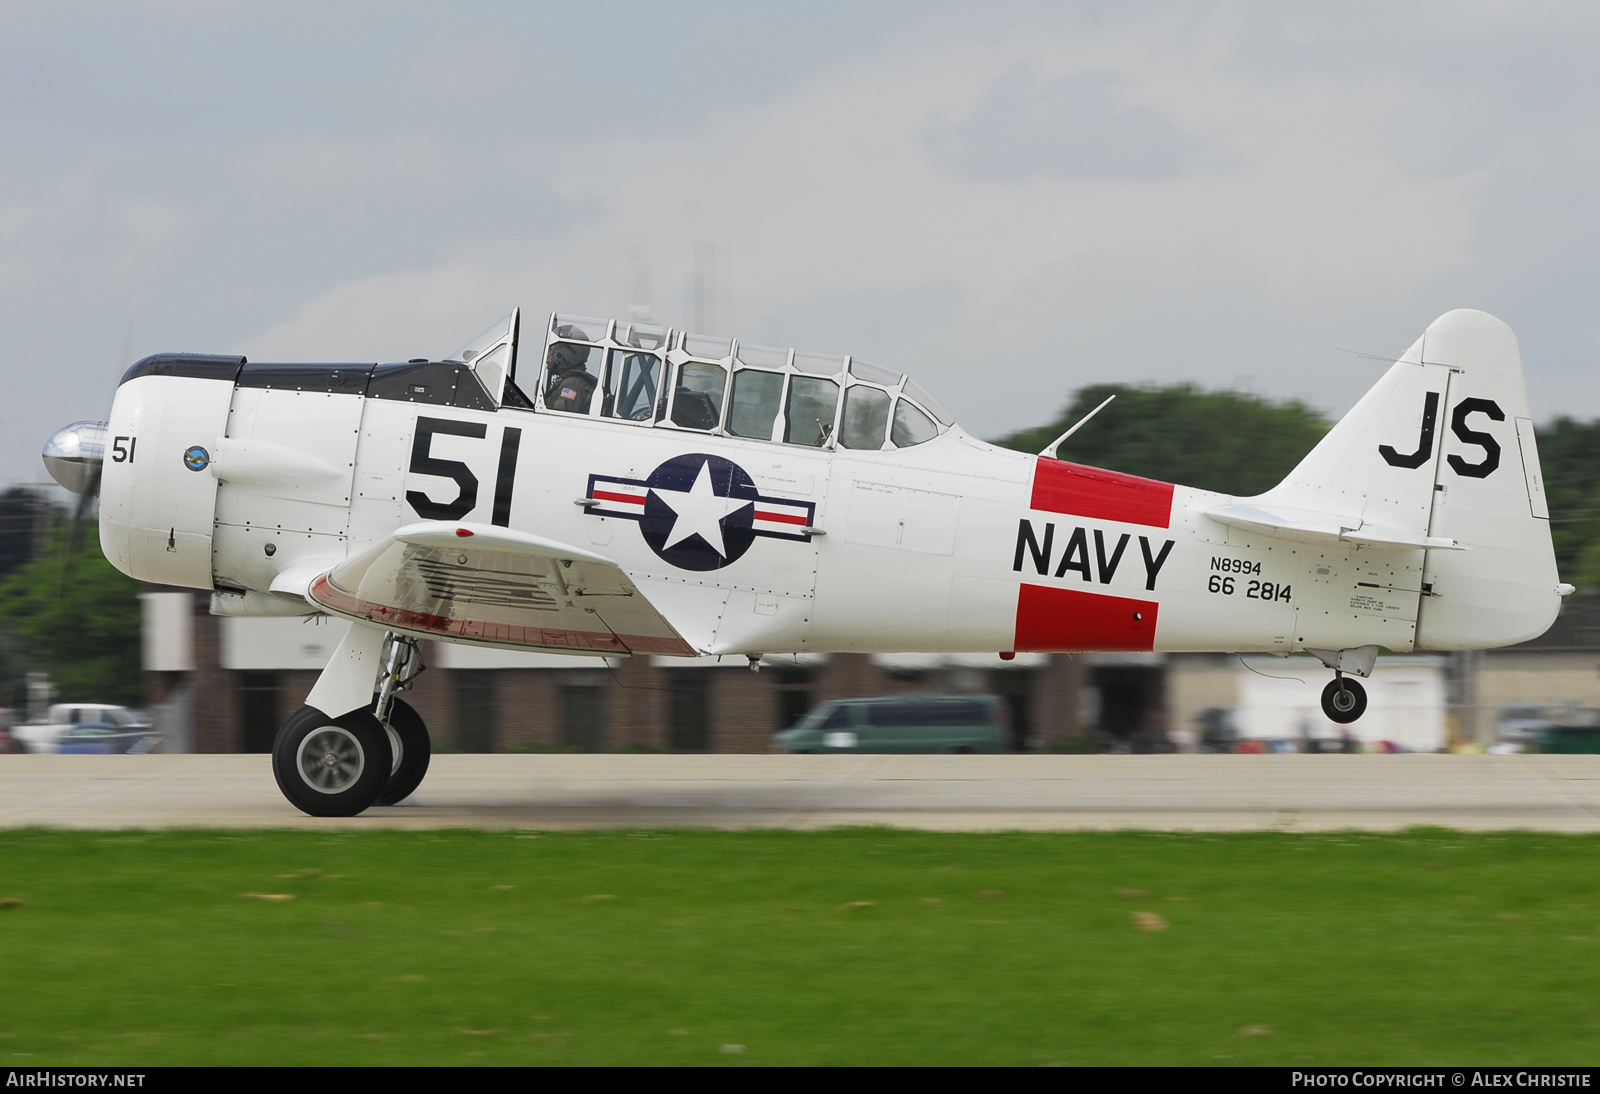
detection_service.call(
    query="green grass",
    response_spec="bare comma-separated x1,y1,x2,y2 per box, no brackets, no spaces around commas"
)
1,828,1598,1065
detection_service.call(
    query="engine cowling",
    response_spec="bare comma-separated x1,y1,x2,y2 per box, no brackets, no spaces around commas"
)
97,354,243,589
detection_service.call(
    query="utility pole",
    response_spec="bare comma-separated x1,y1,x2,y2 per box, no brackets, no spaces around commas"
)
688,239,714,333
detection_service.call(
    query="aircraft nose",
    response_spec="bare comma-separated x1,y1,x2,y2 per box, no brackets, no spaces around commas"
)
42,420,108,496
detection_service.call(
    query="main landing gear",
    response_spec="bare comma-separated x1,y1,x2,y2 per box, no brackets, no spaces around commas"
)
1320,675,1368,724
272,632,430,818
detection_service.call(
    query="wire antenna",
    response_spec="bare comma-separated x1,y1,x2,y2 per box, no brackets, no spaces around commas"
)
1237,654,1306,684
1039,394,1116,460
1333,347,1396,363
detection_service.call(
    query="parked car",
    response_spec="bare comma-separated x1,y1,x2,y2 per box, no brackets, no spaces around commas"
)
1495,704,1553,749
54,724,163,755
1195,707,1239,753
1537,726,1600,754
12,704,158,755
771,694,1009,754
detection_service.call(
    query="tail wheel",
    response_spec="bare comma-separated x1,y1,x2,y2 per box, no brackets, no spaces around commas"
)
272,706,392,818
376,697,431,807
1320,677,1368,724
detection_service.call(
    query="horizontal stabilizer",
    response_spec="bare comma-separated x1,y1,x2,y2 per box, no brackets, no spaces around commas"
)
307,521,694,656
1205,502,1463,551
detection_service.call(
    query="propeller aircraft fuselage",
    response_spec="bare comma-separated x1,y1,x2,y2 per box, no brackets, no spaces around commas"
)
43,307,1570,815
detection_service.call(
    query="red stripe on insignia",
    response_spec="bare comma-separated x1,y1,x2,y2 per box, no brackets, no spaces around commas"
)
753,509,807,525
592,489,644,506
1031,459,1174,529
1013,583,1158,653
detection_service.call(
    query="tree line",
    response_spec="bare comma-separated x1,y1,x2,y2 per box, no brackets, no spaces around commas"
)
993,383,1600,590
0,497,143,708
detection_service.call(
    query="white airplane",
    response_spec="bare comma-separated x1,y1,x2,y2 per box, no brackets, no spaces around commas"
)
42,307,1571,816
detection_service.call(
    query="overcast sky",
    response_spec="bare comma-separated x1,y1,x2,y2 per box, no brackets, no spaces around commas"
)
5,1,1600,485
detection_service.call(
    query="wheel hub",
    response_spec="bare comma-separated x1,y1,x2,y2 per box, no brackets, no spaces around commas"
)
385,724,403,775
297,726,365,794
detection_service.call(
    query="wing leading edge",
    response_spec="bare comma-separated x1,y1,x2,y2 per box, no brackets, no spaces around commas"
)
306,521,694,656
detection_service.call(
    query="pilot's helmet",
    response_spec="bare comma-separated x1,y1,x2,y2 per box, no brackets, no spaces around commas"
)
547,328,591,374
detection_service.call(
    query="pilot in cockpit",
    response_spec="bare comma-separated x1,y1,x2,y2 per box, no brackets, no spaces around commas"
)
543,330,599,414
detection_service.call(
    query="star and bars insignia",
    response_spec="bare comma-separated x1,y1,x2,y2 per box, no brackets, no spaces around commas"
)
585,453,816,572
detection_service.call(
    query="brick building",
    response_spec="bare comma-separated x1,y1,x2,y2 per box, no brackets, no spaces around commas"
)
139,588,1600,755
142,589,1089,754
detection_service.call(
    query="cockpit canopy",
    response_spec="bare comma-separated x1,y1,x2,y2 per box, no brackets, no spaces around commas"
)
522,312,954,450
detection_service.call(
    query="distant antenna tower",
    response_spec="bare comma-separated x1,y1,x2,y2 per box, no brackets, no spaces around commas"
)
628,247,658,325
689,239,714,332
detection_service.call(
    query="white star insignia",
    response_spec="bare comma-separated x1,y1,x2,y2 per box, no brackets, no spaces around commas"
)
652,459,753,557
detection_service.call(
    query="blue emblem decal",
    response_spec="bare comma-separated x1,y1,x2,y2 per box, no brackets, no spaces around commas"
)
183,445,210,472
586,453,815,572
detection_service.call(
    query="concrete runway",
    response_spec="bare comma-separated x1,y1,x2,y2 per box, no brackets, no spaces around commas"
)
4,753,1600,831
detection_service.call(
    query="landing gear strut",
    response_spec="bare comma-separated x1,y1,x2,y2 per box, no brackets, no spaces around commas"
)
1320,674,1368,724
371,634,429,805
272,630,431,817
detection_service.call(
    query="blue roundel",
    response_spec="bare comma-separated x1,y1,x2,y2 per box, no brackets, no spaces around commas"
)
639,453,759,571
183,445,210,472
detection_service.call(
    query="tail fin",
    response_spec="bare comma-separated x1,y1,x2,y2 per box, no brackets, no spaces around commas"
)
1263,309,1560,649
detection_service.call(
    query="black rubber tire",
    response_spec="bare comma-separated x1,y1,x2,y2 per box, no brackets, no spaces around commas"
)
1321,678,1368,724
376,697,431,807
272,705,392,818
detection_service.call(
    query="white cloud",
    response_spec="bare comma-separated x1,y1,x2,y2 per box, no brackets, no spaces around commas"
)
0,173,194,299
241,10,1493,436
237,262,518,362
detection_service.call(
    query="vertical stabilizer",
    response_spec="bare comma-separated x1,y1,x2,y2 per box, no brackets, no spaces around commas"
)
1260,309,1559,649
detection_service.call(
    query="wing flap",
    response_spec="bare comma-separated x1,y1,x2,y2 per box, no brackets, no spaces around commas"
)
307,521,694,655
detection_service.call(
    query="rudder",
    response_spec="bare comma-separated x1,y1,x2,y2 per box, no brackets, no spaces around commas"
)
1410,310,1561,649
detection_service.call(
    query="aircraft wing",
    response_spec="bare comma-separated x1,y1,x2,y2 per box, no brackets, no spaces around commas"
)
305,521,695,656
